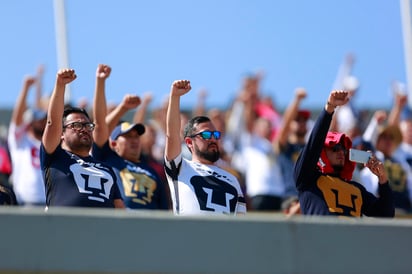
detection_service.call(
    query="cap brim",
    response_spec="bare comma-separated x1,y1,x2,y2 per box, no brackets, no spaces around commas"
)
111,123,145,140
128,123,145,135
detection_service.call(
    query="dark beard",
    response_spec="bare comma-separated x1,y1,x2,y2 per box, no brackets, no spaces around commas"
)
68,135,93,152
332,165,343,173
196,149,220,163
69,141,92,152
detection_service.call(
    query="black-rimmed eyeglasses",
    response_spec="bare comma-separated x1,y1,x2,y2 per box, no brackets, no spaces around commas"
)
63,122,95,131
190,130,221,140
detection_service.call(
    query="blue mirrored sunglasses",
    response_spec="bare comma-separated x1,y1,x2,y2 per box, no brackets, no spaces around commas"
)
190,130,221,140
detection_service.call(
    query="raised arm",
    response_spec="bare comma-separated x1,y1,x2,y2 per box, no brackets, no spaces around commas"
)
274,87,307,150
92,64,111,146
325,90,350,113
362,110,387,144
11,75,36,126
133,92,152,124
388,91,408,126
104,95,141,137
165,80,191,161
243,77,259,133
42,69,77,154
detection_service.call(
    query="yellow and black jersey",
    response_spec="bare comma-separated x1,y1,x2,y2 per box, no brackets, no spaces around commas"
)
294,109,394,217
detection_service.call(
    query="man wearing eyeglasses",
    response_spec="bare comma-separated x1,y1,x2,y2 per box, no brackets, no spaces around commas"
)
294,90,394,217
164,80,247,215
40,68,124,208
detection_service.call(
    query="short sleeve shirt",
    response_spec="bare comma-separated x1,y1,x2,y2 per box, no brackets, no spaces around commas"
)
40,144,121,208
165,153,247,215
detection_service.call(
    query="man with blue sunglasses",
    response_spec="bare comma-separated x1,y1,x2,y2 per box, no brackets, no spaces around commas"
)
164,80,247,215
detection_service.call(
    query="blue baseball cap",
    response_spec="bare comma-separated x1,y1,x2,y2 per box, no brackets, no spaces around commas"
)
110,122,145,140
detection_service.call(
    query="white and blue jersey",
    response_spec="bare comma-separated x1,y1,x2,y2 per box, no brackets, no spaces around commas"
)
40,144,121,208
165,153,246,215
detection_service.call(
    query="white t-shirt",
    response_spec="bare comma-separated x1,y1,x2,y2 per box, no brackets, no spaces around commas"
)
164,153,246,215
234,135,285,198
8,122,46,205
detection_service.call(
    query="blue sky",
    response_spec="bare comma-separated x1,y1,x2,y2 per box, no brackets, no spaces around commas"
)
1,1,407,112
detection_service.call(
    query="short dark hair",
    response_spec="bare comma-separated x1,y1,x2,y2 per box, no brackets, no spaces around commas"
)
183,116,211,138
63,106,90,125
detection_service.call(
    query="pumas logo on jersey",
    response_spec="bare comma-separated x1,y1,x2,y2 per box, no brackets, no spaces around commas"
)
119,169,157,205
384,160,407,192
317,176,363,216
190,175,238,213
70,162,114,202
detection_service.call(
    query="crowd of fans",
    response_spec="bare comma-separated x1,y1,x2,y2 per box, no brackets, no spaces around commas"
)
0,54,411,217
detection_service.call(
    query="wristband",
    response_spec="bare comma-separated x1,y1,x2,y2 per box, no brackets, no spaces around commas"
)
327,101,336,108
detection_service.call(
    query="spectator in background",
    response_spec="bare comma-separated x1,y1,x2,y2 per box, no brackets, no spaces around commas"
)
236,72,282,142
395,106,412,168
0,137,12,189
40,68,124,208
352,110,386,195
375,125,408,212
91,64,170,210
8,69,47,206
294,90,394,217
362,92,412,215
0,131,15,206
273,87,311,201
228,74,282,210
233,116,285,211
133,92,169,185
390,89,412,169
164,80,246,215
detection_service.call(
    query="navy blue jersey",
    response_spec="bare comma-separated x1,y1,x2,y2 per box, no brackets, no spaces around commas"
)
294,109,394,217
92,142,169,210
381,156,411,211
40,144,121,208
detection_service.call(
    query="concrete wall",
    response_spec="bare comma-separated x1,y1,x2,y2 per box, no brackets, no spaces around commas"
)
0,207,411,274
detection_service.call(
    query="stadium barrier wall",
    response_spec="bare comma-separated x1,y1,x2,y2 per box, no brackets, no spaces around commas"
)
0,207,411,274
